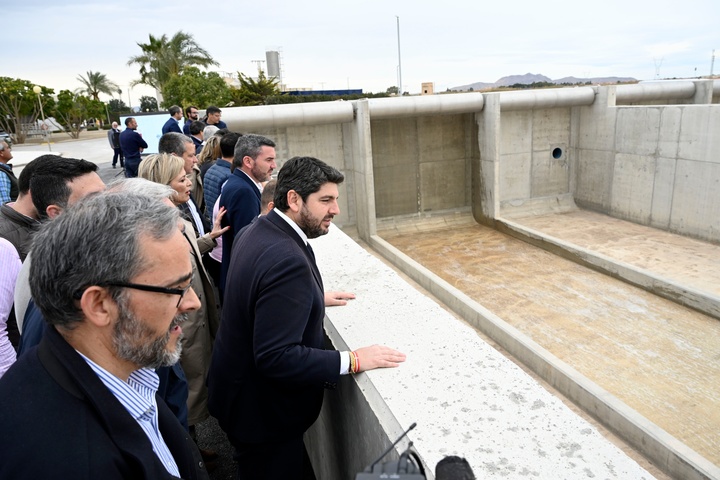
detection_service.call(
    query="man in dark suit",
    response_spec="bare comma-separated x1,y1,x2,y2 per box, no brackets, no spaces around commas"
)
161,105,184,135
0,190,208,480
217,134,276,295
208,156,406,479
119,117,148,178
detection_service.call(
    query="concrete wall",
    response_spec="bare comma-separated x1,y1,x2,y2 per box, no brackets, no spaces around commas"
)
369,113,477,218
574,100,720,244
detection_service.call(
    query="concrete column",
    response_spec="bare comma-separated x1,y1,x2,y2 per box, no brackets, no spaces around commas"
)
692,79,714,104
473,93,500,225
347,100,378,240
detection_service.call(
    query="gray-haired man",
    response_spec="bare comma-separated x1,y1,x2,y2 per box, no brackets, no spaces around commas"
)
0,190,209,479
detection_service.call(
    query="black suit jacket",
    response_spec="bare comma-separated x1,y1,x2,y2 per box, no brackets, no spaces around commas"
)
0,326,208,480
207,210,340,444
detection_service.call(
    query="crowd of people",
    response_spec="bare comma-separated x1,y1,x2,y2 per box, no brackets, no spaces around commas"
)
0,106,406,480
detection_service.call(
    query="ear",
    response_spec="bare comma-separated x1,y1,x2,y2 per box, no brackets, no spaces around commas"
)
45,204,63,219
79,286,116,329
287,190,301,213
242,155,254,169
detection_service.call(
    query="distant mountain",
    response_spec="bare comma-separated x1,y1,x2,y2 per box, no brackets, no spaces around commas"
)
451,73,637,91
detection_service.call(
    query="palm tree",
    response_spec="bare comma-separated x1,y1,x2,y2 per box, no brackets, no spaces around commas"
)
127,31,218,98
76,71,119,101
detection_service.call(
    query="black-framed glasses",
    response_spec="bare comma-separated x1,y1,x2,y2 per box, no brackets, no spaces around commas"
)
74,281,192,308
108,282,193,308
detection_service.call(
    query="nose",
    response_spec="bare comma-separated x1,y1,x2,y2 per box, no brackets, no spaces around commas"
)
329,199,340,216
180,286,201,312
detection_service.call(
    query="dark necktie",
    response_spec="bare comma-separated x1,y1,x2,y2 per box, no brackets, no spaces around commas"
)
306,242,316,262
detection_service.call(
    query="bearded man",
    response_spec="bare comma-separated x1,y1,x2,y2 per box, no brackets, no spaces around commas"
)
0,190,209,480
208,156,406,480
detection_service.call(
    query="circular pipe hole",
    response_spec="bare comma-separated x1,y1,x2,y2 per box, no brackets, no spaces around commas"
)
552,147,563,159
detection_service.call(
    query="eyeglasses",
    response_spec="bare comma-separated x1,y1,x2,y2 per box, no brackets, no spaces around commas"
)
73,281,193,308
108,282,193,308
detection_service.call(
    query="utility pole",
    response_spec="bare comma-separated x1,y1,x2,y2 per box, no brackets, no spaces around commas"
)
711,50,716,77
251,60,266,75
653,57,664,79
396,15,403,95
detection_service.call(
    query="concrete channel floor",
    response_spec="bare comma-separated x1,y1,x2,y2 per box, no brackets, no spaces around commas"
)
378,210,720,470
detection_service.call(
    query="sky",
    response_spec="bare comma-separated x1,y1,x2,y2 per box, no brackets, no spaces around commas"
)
6,0,719,107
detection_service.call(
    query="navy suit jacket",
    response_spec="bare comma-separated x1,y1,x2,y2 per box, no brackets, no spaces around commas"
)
218,169,261,292
0,326,207,480
207,210,340,445
162,117,182,135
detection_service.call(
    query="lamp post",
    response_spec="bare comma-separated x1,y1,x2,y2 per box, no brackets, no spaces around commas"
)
396,15,403,96
32,85,51,152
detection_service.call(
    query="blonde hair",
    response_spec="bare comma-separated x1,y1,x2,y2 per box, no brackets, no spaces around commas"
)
138,153,185,187
197,134,222,166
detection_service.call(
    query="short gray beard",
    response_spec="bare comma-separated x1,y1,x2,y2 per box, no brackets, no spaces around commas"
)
112,297,186,369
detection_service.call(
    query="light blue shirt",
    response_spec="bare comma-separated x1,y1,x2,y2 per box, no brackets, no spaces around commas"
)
78,354,181,476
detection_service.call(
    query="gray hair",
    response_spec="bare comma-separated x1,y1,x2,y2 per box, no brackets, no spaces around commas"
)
106,178,175,202
203,125,219,139
158,131,192,157
30,190,180,328
233,134,276,169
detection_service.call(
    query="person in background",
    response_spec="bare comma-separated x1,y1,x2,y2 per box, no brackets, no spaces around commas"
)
162,105,184,135
119,117,148,178
108,122,124,169
183,106,199,135
202,106,227,129
0,140,17,204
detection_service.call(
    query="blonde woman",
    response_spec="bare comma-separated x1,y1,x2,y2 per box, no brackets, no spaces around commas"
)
197,130,224,181
138,153,228,440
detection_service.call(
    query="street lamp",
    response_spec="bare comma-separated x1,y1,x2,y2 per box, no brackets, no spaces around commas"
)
32,85,51,152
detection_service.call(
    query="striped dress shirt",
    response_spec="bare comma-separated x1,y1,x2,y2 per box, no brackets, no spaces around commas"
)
78,353,181,477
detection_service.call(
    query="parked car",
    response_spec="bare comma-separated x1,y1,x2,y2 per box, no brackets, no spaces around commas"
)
0,129,10,145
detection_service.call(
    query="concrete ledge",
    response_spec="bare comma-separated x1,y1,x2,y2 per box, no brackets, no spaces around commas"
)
496,218,720,321
305,225,662,479
363,231,719,480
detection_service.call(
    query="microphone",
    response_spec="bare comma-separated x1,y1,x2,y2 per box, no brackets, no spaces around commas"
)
355,422,425,479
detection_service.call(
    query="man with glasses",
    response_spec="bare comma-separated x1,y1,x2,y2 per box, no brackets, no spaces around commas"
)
183,105,199,135
0,189,209,479
0,140,18,204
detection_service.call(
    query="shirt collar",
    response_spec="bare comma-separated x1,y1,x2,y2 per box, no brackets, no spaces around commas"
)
240,169,264,192
77,352,160,422
274,207,308,245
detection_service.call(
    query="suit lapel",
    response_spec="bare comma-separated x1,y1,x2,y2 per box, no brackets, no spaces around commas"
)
234,169,262,200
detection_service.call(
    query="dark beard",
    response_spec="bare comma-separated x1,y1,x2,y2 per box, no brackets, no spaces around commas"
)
299,204,331,239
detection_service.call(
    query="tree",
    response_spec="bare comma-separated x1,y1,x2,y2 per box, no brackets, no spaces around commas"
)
139,96,158,112
127,31,218,98
229,70,280,106
76,71,119,101
54,90,105,139
161,67,231,109
386,86,399,95
107,99,130,124
0,77,53,144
